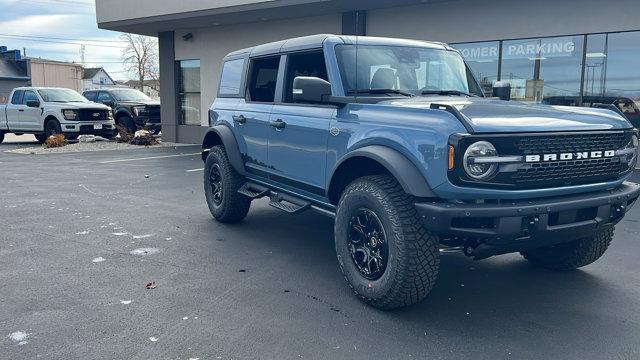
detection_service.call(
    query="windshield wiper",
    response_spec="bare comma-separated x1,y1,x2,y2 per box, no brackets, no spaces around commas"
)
421,90,476,97
348,89,414,97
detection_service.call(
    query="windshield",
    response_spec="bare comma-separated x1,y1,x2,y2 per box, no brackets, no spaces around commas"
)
335,45,483,97
37,89,88,103
110,89,152,101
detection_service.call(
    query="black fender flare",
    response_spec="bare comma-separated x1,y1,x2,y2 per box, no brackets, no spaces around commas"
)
114,109,133,120
329,145,435,198
201,125,246,176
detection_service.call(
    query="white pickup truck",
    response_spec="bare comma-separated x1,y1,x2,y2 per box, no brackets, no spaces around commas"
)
0,87,115,144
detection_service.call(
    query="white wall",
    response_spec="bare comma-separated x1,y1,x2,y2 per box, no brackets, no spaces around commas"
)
174,13,341,126
367,0,640,43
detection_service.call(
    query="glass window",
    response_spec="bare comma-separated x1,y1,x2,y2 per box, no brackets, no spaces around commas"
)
602,32,640,101
11,90,24,105
284,51,327,103
179,59,201,126
23,90,39,104
84,91,97,102
38,89,87,103
219,59,245,96
452,41,500,96
335,45,482,96
97,92,113,103
501,36,584,103
247,56,280,103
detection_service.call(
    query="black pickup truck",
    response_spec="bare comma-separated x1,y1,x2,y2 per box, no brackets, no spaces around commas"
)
83,88,161,134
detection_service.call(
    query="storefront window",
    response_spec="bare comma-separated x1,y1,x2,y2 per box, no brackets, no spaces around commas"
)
603,32,640,101
179,59,201,126
452,41,500,96
501,36,584,103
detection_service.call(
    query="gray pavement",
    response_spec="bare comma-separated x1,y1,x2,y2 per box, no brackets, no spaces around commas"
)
1,144,639,360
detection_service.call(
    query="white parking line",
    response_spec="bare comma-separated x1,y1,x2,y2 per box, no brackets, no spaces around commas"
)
98,153,200,164
186,168,204,172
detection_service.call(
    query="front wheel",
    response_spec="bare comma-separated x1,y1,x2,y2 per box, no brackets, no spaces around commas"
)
204,145,251,223
34,133,47,144
45,119,62,137
0,130,4,144
521,228,614,271
334,175,440,310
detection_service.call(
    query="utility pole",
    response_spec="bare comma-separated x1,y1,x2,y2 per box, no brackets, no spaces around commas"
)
80,45,86,66
23,47,26,57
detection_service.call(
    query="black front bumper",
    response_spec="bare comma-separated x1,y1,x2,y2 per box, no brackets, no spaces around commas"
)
416,182,640,258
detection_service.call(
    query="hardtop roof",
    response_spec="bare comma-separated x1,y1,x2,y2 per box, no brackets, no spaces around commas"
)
224,34,450,59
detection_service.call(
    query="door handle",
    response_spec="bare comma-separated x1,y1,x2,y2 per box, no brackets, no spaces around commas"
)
270,119,286,130
232,115,247,124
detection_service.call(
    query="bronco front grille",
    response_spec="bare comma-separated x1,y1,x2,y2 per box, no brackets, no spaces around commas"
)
451,130,635,189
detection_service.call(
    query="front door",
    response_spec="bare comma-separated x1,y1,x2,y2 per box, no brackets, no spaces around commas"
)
267,51,334,196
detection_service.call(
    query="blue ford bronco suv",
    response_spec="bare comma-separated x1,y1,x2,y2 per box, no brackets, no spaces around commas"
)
201,35,639,309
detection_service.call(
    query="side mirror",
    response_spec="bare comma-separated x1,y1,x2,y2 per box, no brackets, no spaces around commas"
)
292,76,332,104
26,100,40,108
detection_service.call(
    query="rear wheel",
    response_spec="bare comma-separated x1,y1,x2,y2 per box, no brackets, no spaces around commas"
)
521,228,614,271
334,175,440,310
0,130,4,144
204,145,251,223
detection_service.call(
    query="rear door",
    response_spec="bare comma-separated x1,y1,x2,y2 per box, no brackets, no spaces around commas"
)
21,90,42,131
5,90,24,130
235,55,282,178
268,50,335,196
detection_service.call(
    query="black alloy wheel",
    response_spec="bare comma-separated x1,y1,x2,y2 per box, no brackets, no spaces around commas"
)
347,208,389,280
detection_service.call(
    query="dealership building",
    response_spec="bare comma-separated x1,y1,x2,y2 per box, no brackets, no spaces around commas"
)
96,0,640,143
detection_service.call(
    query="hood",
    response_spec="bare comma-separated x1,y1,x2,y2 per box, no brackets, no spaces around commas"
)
59,102,111,110
118,100,160,106
382,97,632,133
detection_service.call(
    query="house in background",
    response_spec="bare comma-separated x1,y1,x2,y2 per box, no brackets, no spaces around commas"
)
82,67,116,91
122,79,160,99
29,58,83,92
0,46,31,103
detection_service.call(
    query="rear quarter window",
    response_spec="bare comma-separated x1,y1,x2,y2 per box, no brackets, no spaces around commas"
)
218,58,245,97
11,90,24,105
84,92,97,101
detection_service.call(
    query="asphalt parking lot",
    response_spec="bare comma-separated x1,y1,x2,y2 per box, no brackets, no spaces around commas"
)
2,140,640,360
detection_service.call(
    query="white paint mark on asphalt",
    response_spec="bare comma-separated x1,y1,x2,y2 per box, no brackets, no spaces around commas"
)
149,337,158,342
130,247,161,256
186,168,204,172
92,257,105,263
182,317,189,320
132,234,153,239
9,331,29,344
79,184,97,195
112,232,129,236
120,300,132,305
99,153,200,164
189,358,200,360
166,237,172,241
75,230,91,235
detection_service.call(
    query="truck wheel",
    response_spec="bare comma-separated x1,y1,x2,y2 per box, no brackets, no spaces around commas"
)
204,145,251,223
45,119,62,137
521,228,614,271
118,116,136,133
0,131,4,144
334,175,440,309
34,133,47,144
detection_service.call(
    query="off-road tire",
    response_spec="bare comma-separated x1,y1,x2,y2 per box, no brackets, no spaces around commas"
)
0,130,4,144
521,227,614,271
34,133,47,144
118,116,137,133
204,145,251,223
334,175,440,310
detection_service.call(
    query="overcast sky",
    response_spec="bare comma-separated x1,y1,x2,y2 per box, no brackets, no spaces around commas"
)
0,0,131,80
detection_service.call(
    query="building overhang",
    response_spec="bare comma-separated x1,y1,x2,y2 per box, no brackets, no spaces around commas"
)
96,0,441,35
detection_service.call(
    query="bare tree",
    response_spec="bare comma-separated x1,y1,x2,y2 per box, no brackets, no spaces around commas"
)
121,34,159,91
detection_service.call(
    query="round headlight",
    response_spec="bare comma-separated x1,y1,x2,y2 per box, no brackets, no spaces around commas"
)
463,141,498,180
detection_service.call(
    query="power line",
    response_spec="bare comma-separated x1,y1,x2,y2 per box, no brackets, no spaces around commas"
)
0,33,127,44
0,35,127,48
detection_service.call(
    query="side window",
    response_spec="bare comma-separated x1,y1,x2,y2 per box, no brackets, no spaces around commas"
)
247,56,280,103
218,58,245,97
97,92,112,103
84,92,97,102
284,51,328,103
11,90,24,105
23,91,38,104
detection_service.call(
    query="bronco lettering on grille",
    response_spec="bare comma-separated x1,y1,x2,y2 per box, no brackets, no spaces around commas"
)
525,150,616,163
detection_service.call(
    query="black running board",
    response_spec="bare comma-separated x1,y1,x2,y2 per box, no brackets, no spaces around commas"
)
238,182,312,215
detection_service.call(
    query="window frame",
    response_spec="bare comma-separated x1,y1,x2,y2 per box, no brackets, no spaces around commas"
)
177,59,202,126
97,91,114,103
22,90,39,105
245,54,284,105
83,91,97,102
280,50,330,105
11,90,24,105
217,57,247,98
